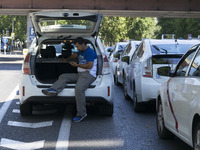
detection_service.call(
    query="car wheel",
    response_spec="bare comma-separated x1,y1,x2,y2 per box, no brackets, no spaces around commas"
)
114,69,120,86
123,75,130,100
156,100,174,139
193,122,200,150
132,82,143,112
20,102,32,116
133,94,143,112
99,103,113,116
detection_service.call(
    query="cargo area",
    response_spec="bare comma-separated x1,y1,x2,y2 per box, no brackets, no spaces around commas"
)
32,39,102,84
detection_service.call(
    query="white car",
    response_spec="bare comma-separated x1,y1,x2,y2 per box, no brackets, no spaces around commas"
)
156,44,200,149
109,42,128,76
19,10,114,116
123,39,200,112
115,40,140,86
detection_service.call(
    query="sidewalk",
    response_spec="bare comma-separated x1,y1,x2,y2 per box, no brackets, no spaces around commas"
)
0,51,24,58
0,51,24,63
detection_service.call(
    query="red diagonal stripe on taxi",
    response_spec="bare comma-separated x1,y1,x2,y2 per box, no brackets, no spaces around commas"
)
167,78,179,133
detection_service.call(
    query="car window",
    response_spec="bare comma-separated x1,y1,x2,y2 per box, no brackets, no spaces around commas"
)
188,50,200,77
122,43,131,56
137,42,145,58
175,50,196,76
131,42,142,60
151,43,195,54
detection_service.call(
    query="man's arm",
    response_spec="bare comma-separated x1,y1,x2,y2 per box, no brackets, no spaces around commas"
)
65,53,78,61
69,61,93,69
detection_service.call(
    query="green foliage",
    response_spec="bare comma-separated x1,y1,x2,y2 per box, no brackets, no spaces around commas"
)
0,15,27,42
156,18,200,39
99,16,158,45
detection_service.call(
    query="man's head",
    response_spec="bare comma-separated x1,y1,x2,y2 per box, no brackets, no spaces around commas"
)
74,37,88,51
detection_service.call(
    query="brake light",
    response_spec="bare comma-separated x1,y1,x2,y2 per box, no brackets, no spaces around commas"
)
108,86,110,96
23,53,31,74
113,58,118,62
102,54,110,75
142,57,152,77
23,86,25,96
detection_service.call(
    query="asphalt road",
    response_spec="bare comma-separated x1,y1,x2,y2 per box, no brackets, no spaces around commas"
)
0,54,192,150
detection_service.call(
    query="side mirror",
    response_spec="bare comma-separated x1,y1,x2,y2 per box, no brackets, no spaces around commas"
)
157,66,171,76
121,56,130,64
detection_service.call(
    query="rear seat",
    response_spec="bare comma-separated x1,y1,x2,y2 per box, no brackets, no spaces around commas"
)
41,46,56,58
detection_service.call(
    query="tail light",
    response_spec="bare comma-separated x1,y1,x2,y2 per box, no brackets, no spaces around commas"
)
23,53,31,75
142,57,152,77
102,54,111,75
113,57,119,62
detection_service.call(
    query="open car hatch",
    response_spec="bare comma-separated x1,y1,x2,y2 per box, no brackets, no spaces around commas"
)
30,10,103,38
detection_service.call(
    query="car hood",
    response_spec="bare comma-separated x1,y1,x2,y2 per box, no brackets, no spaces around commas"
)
30,10,103,40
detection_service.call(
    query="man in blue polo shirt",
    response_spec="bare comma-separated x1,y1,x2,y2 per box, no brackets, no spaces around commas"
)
42,37,97,122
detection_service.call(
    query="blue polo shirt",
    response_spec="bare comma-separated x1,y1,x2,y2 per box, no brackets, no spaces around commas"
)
77,47,97,77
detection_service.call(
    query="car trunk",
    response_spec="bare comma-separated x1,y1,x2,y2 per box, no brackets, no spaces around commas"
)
32,39,102,84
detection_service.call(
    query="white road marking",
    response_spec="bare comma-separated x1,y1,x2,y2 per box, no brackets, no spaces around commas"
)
16,102,20,105
12,109,57,115
0,138,45,150
0,85,18,123
55,106,72,150
7,120,53,128
69,139,124,148
12,109,20,113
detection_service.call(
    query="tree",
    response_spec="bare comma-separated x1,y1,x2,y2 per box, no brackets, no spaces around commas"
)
99,17,158,45
0,15,27,42
99,17,127,46
156,18,200,39
126,17,158,40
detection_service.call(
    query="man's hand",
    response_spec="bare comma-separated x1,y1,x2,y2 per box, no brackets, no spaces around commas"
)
69,61,79,67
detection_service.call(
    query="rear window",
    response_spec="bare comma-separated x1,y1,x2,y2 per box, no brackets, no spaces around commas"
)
152,57,181,64
38,18,95,33
151,44,195,54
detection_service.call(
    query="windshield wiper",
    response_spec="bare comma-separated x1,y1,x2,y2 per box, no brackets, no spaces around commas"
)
152,45,168,54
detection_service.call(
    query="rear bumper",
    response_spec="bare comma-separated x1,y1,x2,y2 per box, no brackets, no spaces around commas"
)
22,96,113,105
139,77,161,102
19,74,114,105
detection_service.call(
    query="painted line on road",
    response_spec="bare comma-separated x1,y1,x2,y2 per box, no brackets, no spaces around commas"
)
0,138,45,150
12,109,20,113
0,85,18,123
7,120,53,128
55,106,72,150
12,109,57,115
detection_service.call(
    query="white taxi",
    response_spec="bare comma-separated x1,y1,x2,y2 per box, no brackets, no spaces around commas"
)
156,43,200,149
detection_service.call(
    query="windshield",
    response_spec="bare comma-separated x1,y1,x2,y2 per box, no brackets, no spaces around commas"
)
151,43,195,54
38,18,95,33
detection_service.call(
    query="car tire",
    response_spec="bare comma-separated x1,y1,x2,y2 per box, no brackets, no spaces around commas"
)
114,69,120,86
132,82,144,112
20,102,32,116
193,122,200,150
133,94,143,112
156,100,174,139
123,75,130,100
99,103,113,116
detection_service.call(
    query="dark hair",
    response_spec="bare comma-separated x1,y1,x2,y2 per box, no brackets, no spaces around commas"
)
73,37,87,45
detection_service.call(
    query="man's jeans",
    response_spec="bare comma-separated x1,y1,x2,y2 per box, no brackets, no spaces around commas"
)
51,71,96,116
